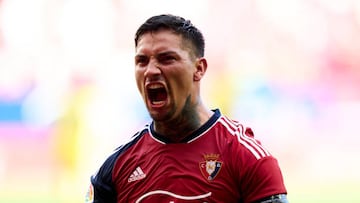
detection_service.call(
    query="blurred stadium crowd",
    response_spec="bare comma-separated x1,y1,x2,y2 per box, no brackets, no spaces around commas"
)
0,0,359,202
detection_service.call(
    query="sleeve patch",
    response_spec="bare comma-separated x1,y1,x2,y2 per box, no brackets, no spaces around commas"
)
85,183,94,203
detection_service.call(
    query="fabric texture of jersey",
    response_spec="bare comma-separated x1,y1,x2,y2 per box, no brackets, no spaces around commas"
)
89,109,287,203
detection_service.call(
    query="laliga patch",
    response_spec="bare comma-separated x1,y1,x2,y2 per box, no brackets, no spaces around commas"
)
199,153,222,181
85,183,94,203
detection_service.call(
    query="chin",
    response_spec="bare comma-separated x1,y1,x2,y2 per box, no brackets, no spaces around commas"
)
148,111,170,122
148,111,162,121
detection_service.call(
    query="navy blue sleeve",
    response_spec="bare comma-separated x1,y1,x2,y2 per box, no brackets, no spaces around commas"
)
90,149,121,203
87,129,147,203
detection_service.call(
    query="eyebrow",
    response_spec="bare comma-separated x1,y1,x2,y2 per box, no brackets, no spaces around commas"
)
135,51,178,58
157,51,177,57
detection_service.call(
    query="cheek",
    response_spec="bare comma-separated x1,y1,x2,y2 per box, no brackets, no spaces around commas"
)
172,72,193,94
177,67,194,85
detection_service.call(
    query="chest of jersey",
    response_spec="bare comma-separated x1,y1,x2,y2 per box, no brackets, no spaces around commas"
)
112,130,240,203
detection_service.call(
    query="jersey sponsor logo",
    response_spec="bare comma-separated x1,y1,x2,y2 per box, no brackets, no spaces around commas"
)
85,183,94,203
199,153,222,181
135,190,212,203
128,166,147,182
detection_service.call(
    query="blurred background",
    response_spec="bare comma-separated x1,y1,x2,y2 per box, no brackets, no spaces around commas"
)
0,0,359,202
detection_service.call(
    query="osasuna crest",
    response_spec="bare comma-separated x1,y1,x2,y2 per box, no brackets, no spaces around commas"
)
199,153,222,181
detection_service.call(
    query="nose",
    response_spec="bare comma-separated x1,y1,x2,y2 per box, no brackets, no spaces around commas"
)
144,59,161,77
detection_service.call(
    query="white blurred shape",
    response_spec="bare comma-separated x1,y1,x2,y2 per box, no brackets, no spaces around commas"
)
84,52,145,142
58,0,115,66
1,0,46,51
122,0,209,24
318,0,354,14
0,53,34,99
256,0,329,53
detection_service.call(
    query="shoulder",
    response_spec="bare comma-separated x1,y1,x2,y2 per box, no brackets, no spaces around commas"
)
215,114,271,160
93,126,149,180
216,112,287,202
89,125,149,201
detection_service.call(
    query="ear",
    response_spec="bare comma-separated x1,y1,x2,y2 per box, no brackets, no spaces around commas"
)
194,57,208,81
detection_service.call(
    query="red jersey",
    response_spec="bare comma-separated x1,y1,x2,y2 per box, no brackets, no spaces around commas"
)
88,109,287,203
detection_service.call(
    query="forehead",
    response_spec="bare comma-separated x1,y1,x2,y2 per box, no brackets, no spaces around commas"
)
136,30,188,54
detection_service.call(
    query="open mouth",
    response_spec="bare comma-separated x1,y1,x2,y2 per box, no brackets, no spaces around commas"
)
147,84,168,106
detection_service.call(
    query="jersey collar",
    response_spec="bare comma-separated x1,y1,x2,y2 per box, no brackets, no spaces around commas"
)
149,109,221,144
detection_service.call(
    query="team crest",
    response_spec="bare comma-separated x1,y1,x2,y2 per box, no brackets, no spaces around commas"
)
199,153,222,181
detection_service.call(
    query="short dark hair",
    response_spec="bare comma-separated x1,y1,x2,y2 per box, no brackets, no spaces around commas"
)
135,14,205,57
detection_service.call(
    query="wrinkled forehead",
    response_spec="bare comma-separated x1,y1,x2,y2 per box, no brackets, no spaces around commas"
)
136,29,195,57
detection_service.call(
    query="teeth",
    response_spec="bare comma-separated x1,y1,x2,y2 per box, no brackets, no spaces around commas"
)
152,101,165,105
147,84,164,89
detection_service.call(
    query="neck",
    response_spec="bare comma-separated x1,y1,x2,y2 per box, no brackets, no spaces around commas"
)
153,103,213,143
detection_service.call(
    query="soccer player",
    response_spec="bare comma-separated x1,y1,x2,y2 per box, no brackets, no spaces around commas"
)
86,14,288,203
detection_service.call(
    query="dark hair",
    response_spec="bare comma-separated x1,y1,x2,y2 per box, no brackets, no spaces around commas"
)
135,14,205,57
